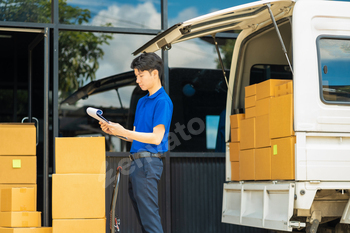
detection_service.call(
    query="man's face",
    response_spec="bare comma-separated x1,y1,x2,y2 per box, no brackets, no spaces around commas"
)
134,69,158,91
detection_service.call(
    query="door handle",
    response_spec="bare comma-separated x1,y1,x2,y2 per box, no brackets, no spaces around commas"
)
21,117,39,146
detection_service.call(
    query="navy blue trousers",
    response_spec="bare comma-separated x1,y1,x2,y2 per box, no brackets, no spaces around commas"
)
128,157,164,233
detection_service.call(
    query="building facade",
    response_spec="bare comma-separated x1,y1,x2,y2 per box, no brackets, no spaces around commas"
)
0,1,263,232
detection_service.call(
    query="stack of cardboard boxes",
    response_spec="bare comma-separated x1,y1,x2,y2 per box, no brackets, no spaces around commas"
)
52,137,106,233
0,123,51,233
229,113,244,181
229,79,294,181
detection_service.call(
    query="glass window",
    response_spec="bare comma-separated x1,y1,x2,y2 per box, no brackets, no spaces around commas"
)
318,38,350,103
0,0,51,23
167,38,233,152
58,32,155,152
206,115,220,150
168,68,229,152
61,0,161,29
169,37,235,69
250,64,293,85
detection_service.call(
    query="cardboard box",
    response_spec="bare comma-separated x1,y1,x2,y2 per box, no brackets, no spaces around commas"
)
240,149,255,180
0,185,36,212
52,174,105,219
52,219,105,233
1,188,35,212
244,95,256,109
0,123,36,156
230,114,245,129
256,79,290,100
271,136,296,180
231,162,240,181
229,142,240,161
256,115,271,148
256,97,272,117
0,212,41,227
55,137,105,174
270,94,294,139
245,107,256,119
245,84,256,97
255,147,271,180
275,81,293,97
231,128,240,142
0,156,36,184
240,118,255,150
0,228,52,233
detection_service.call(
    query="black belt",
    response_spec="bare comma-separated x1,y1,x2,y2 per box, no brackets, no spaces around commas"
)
129,152,162,161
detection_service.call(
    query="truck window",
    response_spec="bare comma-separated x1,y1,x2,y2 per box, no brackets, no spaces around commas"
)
250,64,293,85
318,37,350,103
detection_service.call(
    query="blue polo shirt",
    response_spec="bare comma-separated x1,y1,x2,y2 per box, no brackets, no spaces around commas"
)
130,87,173,154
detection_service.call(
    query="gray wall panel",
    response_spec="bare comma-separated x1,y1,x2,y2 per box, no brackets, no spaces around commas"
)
106,154,268,233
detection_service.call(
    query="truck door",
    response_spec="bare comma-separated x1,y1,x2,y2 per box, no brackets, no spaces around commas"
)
293,1,350,180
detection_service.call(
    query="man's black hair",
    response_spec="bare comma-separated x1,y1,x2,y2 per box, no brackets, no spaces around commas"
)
131,52,164,84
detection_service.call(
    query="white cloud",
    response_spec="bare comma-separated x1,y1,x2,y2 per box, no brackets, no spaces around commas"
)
92,1,161,29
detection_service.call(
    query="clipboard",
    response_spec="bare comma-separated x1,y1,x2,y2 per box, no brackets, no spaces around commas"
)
86,107,110,123
86,107,128,140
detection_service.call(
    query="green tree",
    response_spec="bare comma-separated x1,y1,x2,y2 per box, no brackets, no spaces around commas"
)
0,0,112,100
216,39,236,70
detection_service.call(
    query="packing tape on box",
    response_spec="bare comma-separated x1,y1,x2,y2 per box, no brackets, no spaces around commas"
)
273,145,278,155
12,159,21,168
22,212,29,216
20,188,27,193
22,221,28,227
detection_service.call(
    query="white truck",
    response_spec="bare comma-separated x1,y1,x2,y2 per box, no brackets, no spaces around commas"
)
133,0,350,232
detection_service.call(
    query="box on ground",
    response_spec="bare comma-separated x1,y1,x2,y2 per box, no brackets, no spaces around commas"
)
0,123,36,156
256,79,290,100
231,128,240,142
229,142,240,162
0,156,36,184
275,81,293,97
271,136,295,180
245,106,255,119
245,84,256,97
269,94,294,139
52,218,105,233
55,137,105,174
0,185,36,212
240,118,255,150
0,228,52,233
52,174,105,219
230,114,245,129
231,162,240,181
255,147,271,180
245,95,256,109
0,212,41,227
240,149,255,180
1,187,35,212
256,115,271,148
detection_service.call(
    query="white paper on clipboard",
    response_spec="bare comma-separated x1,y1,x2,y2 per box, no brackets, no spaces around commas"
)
86,107,128,140
86,107,110,123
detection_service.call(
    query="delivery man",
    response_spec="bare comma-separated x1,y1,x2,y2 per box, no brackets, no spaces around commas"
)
100,52,173,233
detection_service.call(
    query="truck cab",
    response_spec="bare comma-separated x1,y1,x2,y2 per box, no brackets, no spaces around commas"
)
133,0,350,232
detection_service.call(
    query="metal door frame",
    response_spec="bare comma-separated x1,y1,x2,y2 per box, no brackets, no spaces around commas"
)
0,27,50,226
